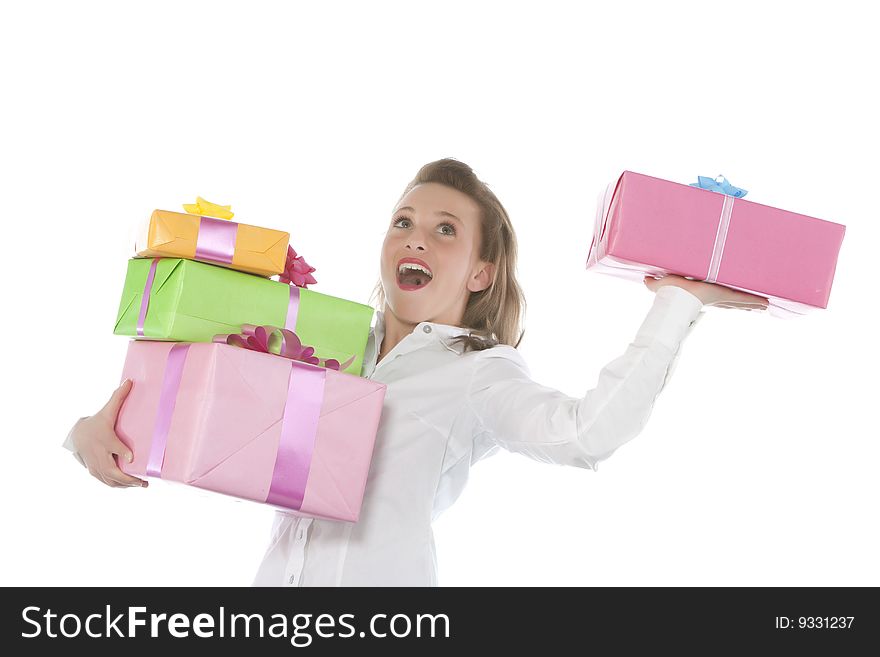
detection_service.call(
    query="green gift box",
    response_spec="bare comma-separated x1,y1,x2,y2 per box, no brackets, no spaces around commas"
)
114,258,374,376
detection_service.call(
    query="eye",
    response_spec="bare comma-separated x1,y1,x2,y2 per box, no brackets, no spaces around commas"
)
392,216,456,236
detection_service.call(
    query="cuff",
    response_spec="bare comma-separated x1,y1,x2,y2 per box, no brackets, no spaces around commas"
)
635,285,705,353
63,420,87,468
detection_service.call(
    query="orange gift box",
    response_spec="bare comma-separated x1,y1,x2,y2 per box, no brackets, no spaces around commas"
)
135,209,290,277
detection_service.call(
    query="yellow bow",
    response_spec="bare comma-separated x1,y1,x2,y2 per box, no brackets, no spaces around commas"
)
183,196,234,220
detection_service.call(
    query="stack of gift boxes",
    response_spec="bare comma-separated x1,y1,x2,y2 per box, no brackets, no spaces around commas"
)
111,197,386,523
109,175,847,523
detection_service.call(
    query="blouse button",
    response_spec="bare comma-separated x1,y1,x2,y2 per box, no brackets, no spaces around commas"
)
423,325,432,334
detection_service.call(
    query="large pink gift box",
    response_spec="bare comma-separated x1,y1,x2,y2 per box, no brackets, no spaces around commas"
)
115,339,386,522
585,171,846,317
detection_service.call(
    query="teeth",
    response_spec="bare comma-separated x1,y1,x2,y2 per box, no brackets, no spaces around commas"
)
398,262,433,278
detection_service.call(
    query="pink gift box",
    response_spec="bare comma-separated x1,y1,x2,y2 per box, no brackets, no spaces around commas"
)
115,339,386,522
585,171,846,317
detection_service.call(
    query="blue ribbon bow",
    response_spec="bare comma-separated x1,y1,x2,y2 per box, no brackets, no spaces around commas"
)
690,175,748,198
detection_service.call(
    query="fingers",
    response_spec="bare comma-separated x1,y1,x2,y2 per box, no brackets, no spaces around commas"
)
643,275,665,293
99,379,133,421
103,453,149,487
709,300,768,311
88,465,117,488
94,467,147,489
84,451,148,489
724,288,770,308
98,472,126,489
105,432,134,466
641,274,770,309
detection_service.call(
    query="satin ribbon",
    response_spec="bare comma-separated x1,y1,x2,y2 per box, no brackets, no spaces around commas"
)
136,258,160,337
706,193,735,284
182,196,239,266
280,245,317,288
195,216,239,265
268,362,325,510
213,324,355,371
286,285,300,332
146,343,190,477
689,174,748,198
182,197,318,283
280,245,316,331
690,175,746,284
214,324,355,508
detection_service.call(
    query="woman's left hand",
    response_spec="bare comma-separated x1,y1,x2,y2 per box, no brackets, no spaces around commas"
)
644,274,770,311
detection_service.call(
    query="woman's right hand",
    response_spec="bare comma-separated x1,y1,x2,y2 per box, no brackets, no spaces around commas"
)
69,379,148,488
644,274,769,310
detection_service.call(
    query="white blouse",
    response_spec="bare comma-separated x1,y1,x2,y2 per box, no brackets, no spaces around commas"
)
64,285,705,586
251,284,705,586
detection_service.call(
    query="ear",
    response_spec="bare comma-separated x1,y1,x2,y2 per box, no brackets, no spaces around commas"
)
467,260,496,293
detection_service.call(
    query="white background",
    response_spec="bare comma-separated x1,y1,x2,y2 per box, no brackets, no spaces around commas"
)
2,0,877,586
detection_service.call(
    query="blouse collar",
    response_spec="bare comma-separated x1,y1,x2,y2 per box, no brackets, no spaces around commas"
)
372,309,473,345
374,310,471,340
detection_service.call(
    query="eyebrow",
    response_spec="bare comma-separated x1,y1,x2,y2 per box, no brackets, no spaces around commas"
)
394,206,462,224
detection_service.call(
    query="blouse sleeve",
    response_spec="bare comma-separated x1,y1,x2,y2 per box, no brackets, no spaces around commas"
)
467,285,706,471
63,420,87,468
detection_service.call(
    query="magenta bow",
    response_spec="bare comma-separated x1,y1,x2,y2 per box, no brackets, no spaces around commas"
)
279,245,317,288
213,324,355,372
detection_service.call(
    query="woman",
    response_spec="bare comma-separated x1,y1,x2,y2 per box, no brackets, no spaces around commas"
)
64,158,768,586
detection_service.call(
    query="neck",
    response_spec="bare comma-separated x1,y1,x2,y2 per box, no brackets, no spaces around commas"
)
378,308,416,362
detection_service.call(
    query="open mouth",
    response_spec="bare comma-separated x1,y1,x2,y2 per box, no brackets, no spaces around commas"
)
397,259,434,291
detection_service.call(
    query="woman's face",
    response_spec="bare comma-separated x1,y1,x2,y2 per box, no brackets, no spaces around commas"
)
380,182,495,327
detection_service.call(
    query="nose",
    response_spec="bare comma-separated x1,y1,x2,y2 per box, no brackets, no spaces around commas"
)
405,227,427,251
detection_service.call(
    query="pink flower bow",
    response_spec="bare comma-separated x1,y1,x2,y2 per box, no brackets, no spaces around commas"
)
279,245,317,288
213,324,355,372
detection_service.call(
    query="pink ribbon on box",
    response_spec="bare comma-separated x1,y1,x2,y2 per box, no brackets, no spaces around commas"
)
212,324,355,509
136,258,160,337
183,197,238,266
278,245,317,332
146,343,190,477
195,216,239,265
280,245,317,287
285,286,301,332
212,324,355,372
268,361,325,510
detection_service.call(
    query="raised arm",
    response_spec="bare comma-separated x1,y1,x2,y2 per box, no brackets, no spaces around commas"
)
468,285,705,471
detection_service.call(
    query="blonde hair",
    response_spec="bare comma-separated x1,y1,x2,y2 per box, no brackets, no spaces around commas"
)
369,157,526,352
